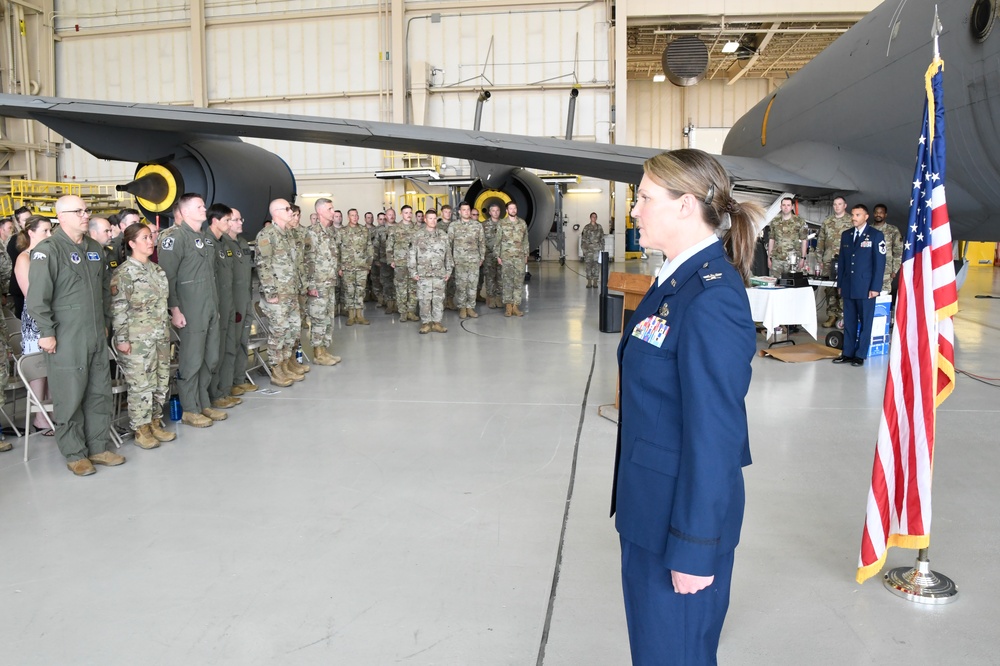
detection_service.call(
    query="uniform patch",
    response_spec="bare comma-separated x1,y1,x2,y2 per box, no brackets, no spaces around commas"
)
878,240,887,255
109,260,118,268
31,251,46,260
219,250,226,259
226,249,233,257
195,238,204,249
204,238,214,246
110,285,118,296
87,251,101,261
161,237,175,251
70,252,81,264
632,315,670,348
235,249,242,257
703,272,723,281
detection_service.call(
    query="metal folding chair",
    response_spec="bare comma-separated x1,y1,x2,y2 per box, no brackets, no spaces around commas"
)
16,352,55,462
248,300,273,382
107,346,128,448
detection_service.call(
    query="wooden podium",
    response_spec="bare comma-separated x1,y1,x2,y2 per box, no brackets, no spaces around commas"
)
603,271,655,414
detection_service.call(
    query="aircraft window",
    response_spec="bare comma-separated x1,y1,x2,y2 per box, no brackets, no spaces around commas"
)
971,0,996,42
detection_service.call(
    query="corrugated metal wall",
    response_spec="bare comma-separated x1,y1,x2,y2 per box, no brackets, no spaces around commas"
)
52,0,613,192
626,78,773,151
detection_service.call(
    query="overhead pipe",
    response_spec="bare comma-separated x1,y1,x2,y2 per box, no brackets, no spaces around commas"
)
473,89,491,131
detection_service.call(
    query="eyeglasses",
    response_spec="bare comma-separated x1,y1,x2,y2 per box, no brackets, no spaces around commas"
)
61,209,91,217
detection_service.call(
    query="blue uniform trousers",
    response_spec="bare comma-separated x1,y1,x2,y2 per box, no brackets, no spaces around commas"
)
621,537,735,666
842,294,876,359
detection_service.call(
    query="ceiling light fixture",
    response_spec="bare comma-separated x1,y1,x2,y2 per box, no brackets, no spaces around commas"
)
652,73,666,83
721,40,740,54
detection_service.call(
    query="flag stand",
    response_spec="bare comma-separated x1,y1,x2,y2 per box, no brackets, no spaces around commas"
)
883,548,958,604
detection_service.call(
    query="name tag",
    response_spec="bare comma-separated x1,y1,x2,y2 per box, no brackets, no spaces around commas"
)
631,315,670,348
87,251,101,261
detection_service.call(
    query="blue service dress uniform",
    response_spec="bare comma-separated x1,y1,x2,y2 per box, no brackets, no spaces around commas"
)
836,225,886,360
613,240,756,665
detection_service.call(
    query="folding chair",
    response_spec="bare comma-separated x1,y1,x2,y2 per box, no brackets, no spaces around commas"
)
16,352,56,462
107,347,128,448
248,301,273,383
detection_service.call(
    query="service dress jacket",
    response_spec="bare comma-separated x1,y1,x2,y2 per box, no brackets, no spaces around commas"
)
613,241,756,577
837,225,886,298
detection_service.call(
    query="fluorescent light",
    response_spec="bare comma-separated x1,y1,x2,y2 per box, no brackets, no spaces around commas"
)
652,74,666,83
373,169,441,180
566,188,602,194
540,175,580,185
722,40,740,54
405,190,417,195
299,192,331,198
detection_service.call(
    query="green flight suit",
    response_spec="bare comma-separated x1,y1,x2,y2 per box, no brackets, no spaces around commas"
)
209,232,236,402
27,227,113,461
229,234,254,386
157,223,221,414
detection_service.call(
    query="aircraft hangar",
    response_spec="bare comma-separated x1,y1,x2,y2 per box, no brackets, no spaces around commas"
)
0,1,998,664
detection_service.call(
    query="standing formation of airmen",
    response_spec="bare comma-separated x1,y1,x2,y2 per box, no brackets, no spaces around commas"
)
7,191,542,473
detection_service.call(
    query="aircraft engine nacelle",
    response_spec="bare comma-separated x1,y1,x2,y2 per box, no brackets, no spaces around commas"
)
117,138,296,238
464,164,554,251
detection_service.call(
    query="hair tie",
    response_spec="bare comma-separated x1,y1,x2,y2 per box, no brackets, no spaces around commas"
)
724,198,741,215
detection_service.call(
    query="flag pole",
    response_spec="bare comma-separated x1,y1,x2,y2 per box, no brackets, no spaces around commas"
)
879,6,958,605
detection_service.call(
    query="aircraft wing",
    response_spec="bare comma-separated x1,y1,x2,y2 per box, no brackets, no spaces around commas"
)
0,94,840,197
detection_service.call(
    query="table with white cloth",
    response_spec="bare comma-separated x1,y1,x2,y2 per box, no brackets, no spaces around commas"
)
745,286,818,344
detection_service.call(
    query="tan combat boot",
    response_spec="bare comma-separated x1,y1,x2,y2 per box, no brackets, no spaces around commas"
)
269,363,294,387
505,303,513,317
296,355,311,372
512,304,524,317
283,359,306,380
419,322,432,334
385,299,397,314
356,309,370,325
346,309,356,325
150,419,177,442
134,424,160,450
312,346,334,366
320,347,342,364
823,315,836,327
459,307,468,320
182,411,213,427
432,321,448,333
202,407,228,422
231,384,245,396
67,458,96,476
466,306,478,318
89,450,126,466
235,382,259,393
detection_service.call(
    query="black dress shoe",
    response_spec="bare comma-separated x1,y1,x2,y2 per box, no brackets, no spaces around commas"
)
851,357,865,367
832,355,850,364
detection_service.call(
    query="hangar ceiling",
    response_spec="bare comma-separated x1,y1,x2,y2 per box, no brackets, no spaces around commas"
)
627,13,868,82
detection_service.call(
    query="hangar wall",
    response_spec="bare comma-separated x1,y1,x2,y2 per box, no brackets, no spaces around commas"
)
52,0,616,231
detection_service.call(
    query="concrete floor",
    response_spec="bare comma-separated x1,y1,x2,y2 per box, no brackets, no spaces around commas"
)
0,260,997,665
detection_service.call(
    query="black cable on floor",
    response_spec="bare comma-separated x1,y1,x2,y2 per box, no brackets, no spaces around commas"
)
535,343,597,666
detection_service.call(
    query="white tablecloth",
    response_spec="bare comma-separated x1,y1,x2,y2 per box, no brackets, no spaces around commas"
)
745,287,817,341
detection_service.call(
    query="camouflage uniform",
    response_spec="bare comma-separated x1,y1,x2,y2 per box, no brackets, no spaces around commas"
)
306,223,340,348
111,257,170,430
228,233,254,387
370,224,383,304
768,214,809,277
495,215,529,306
288,225,310,331
482,217,501,304
447,218,485,308
256,224,301,364
376,223,395,309
337,224,373,309
816,213,853,320
872,221,903,293
0,321,9,451
410,226,454,325
387,223,417,318
438,216,457,309
0,245,11,298
580,221,606,286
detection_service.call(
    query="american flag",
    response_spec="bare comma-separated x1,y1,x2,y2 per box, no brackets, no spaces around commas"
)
856,57,958,584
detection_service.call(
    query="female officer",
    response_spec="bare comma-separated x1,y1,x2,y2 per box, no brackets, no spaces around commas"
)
111,223,175,449
613,149,761,664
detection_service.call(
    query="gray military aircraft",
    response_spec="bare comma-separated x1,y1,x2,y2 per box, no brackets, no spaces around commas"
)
0,0,996,243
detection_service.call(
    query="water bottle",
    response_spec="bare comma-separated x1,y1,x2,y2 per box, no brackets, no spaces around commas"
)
169,395,182,421
296,347,304,364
